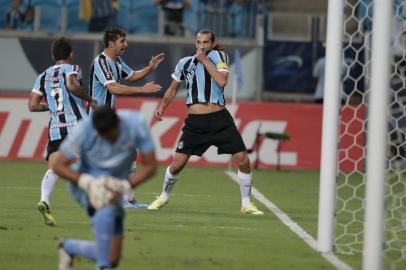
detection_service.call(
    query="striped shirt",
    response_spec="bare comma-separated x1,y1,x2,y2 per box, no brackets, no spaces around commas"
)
89,53,134,113
172,49,229,105
31,64,87,141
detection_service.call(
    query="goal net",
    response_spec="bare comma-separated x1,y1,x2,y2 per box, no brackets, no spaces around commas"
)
334,0,405,269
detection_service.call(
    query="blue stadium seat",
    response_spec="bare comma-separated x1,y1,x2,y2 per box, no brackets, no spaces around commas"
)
183,0,205,35
116,0,131,31
66,0,88,32
227,2,247,37
0,0,10,29
118,0,158,34
32,0,62,32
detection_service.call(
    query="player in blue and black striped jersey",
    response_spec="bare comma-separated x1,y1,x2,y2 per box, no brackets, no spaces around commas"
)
149,29,264,215
28,37,98,226
89,27,164,115
89,27,163,208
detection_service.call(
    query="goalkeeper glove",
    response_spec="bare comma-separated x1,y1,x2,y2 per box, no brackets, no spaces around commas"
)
78,174,114,208
105,176,132,194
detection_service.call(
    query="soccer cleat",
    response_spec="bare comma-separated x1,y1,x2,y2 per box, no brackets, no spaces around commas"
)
240,202,264,216
122,199,149,209
58,242,73,270
147,195,169,210
37,201,56,226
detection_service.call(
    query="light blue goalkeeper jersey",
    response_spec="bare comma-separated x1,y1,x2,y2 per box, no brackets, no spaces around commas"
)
60,110,154,180
31,64,87,141
89,53,134,114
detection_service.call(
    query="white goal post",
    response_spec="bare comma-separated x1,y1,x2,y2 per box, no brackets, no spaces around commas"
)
362,0,392,269
318,0,405,270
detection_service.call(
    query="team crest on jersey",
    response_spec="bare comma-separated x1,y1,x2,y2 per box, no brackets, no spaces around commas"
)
177,141,184,149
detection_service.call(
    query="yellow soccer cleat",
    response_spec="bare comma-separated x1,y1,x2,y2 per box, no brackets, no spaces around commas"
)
147,195,169,210
240,202,264,216
37,201,56,226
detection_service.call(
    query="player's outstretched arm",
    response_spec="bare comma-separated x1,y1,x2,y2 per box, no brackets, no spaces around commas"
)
127,52,165,82
106,81,162,95
154,79,180,121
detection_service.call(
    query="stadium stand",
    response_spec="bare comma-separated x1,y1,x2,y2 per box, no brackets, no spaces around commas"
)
0,0,11,28
115,0,130,32
182,0,205,35
268,0,326,13
31,0,62,32
117,0,159,34
66,0,87,32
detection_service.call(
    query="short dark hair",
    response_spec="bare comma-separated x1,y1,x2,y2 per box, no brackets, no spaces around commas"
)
197,28,223,50
51,37,72,61
103,27,126,48
92,106,119,135
197,29,216,42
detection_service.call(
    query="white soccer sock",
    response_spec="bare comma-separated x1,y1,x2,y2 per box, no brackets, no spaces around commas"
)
161,166,178,200
40,169,58,205
238,170,252,207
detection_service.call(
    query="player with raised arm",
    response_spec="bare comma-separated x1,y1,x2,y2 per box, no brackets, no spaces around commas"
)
148,29,264,215
89,27,163,208
89,27,163,113
51,105,157,270
28,37,97,226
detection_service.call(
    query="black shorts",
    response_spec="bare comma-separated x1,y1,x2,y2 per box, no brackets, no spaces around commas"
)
46,138,64,160
176,109,247,156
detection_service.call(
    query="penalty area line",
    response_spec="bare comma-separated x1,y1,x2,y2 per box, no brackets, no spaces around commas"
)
225,171,353,270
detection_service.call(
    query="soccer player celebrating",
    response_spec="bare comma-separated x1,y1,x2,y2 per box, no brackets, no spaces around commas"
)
51,106,157,270
148,29,264,215
28,37,97,226
89,27,163,208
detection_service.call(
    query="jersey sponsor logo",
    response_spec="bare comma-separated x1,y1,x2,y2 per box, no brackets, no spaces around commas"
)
0,97,344,170
99,57,113,80
50,120,78,129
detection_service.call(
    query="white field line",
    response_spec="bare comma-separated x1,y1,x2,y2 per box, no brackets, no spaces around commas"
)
64,221,258,231
225,171,354,270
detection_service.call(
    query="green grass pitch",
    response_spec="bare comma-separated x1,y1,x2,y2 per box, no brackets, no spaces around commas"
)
0,160,361,269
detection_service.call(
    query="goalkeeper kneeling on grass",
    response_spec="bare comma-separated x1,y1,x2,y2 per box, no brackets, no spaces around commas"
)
51,105,157,270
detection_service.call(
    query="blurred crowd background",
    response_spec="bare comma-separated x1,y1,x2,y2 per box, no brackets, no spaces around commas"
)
0,0,405,103
1,0,261,38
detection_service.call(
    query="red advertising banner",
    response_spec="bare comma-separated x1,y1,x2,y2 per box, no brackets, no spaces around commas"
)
0,95,331,169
